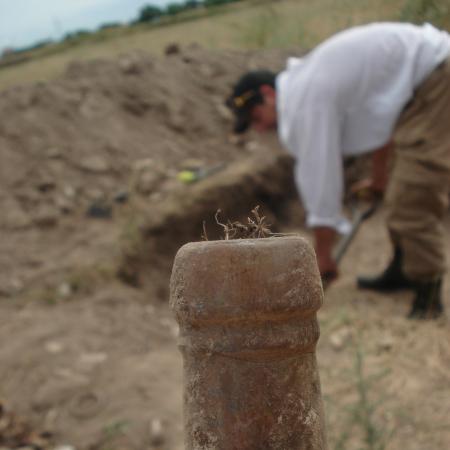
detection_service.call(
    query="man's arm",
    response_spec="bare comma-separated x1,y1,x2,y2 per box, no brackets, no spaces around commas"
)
352,141,393,197
290,107,346,283
371,141,392,193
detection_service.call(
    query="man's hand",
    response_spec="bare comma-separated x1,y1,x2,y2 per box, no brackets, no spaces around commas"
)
314,227,338,284
350,141,393,200
350,178,385,202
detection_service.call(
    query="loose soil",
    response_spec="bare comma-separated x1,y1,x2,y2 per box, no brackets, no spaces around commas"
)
0,46,449,450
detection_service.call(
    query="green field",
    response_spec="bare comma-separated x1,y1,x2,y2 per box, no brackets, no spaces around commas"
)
0,0,448,91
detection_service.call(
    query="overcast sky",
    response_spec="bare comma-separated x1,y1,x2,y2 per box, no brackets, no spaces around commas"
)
0,0,173,51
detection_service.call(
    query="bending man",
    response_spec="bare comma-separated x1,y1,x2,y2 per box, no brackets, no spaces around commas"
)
227,22,450,319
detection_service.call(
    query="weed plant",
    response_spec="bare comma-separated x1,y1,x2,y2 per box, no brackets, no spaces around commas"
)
330,344,395,450
399,0,450,27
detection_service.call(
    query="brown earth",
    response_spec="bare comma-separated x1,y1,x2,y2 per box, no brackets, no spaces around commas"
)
0,46,449,450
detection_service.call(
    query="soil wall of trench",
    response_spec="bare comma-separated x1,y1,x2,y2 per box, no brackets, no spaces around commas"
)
117,149,300,291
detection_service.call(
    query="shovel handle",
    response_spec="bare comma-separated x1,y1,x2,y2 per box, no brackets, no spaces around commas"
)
332,200,379,266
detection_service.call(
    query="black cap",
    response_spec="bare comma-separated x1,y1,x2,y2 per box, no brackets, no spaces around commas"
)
226,70,276,133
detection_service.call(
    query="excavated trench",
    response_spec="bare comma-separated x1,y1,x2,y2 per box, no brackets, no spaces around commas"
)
117,149,301,292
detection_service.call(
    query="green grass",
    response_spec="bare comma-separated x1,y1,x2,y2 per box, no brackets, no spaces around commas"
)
0,0,448,91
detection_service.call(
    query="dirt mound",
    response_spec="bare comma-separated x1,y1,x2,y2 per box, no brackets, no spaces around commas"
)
0,46,298,299
0,46,291,229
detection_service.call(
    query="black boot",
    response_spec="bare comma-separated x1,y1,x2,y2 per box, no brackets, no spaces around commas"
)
357,247,414,292
408,278,444,319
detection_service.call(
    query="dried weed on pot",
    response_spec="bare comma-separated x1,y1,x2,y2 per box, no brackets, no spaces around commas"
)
203,205,297,241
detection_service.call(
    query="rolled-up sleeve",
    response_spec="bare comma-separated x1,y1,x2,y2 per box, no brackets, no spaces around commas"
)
291,107,351,234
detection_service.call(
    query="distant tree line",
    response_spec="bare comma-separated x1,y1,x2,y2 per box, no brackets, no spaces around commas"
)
135,0,243,23
61,0,243,44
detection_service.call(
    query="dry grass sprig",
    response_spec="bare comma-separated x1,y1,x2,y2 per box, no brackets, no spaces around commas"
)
201,205,271,240
202,205,300,241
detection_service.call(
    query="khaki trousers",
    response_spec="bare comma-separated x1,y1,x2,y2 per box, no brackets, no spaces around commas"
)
387,57,450,281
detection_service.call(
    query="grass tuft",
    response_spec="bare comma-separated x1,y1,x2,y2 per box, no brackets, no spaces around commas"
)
331,343,396,450
399,0,450,27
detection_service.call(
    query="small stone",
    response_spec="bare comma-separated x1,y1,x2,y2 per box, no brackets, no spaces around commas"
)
227,133,246,146
11,278,24,292
215,99,233,121
134,171,165,195
57,283,72,299
84,188,105,201
149,191,163,202
131,158,167,195
45,341,64,354
46,147,62,159
0,278,24,297
55,196,74,214
160,318,179,338
245,140,261,152
77,156,110,174
119,57,141,75
86,202,112,219
149,418,164,446
378,334,394,351
78,352,108,366
36,179,56,193
113,190,129,203
199,63,214,78
43,408,59,429
63,185,77,199
54,446,76,450
69,392,102,419
329,327,352,351
165,43,180,55
33,206,59,227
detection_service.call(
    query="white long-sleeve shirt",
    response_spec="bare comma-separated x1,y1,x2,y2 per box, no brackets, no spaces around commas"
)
276,22,450,233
